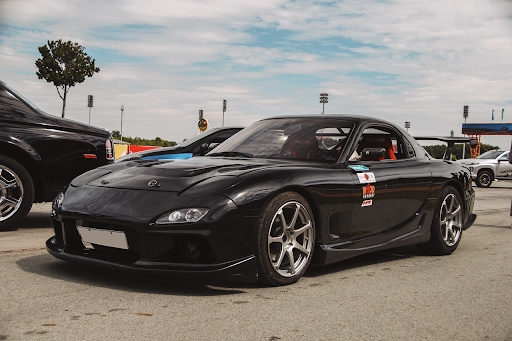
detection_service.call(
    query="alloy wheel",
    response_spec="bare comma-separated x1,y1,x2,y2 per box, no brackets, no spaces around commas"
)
267,201,314,277
439,193,462,247
0,166,24,222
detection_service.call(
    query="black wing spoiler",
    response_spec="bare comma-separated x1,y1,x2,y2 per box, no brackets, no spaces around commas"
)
414,136,478,160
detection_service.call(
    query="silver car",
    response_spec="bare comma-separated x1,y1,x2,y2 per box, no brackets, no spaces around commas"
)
457,150,512,187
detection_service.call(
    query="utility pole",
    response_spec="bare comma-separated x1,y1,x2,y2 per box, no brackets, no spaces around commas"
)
120,105,124,141
463,105,469,158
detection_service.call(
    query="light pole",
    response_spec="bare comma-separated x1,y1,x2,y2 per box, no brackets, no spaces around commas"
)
405,121,410,132
320,93,328,114
87,95,93,124
222,100,227,127
120,105,124,141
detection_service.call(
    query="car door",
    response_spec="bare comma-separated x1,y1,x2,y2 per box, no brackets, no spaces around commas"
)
346,125,432,246
496,151,512,177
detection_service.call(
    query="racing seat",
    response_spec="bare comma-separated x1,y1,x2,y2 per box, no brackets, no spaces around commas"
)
281,134,321,160
358,135,397,161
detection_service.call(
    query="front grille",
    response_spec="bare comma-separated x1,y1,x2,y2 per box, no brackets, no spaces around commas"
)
61,219,216,265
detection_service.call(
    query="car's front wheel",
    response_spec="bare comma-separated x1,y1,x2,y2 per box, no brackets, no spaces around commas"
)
475,169,493,187
418,186,463,255
255,192,315,286
0,156,34,231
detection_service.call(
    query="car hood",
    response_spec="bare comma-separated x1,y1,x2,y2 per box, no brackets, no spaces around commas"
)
457,158,497,165
71,156,291,192
115,145,182,162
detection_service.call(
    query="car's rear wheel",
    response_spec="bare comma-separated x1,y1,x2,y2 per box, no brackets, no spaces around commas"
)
475,169,493,187
255,192,315,286
0,156,34,231
418,186,463,255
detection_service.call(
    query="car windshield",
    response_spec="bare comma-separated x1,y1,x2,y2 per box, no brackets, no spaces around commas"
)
176,129,223,148
208,117,354,162
476,150,503,159
0,82,41,112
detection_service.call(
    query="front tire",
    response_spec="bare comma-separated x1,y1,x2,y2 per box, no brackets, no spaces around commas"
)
255,192,315,286
0,156,34,231
475,169,493,187
418,186,463,255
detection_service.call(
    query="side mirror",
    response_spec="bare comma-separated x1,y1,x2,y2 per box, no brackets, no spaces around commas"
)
361,148,386,160
509,142,512,164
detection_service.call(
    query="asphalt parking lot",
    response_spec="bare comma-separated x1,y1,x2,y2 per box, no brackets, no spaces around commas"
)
1,181,511,341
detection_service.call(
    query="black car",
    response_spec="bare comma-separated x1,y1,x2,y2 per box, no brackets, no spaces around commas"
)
0,80,114,231
47,115,476,286
115,127,243,162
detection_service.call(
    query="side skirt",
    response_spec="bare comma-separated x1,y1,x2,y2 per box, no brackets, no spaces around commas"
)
314,226,431,266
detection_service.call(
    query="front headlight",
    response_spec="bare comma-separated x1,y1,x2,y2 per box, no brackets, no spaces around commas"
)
155,208,209,224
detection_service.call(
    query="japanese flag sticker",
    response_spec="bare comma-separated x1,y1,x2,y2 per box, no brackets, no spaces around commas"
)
357,172,376,184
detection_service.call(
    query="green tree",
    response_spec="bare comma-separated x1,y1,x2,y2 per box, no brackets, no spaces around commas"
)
113,134,177,147
35,39,100,118
423,143,500,159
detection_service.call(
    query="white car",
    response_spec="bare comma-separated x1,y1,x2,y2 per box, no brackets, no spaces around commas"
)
457,150,512,187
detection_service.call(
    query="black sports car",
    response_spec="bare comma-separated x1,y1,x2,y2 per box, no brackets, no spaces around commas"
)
47,115,476,286
115,127,243,162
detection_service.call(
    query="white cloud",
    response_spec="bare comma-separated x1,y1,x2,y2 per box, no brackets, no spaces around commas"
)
0,0,511,148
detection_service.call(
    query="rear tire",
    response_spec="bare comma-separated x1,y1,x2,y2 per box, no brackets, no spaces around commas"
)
475,169,493,188
255,192,315,286
0,156,34,231
418,186,463,255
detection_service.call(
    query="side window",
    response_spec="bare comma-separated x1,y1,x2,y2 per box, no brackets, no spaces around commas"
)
210,131,238,144
499,152,509,161
352,126,411,161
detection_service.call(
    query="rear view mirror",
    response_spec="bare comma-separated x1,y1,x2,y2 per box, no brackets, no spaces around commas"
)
284,125,301,136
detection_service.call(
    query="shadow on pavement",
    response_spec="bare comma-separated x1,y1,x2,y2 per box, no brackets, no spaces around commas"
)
17,212,53,230
303,245,425,278
16,253,248,296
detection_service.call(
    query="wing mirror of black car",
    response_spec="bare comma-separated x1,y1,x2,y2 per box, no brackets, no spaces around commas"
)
361,148,386,159
469,138,478,148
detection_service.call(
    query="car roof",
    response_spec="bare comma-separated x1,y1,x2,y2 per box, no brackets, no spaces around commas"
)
261,114,393,126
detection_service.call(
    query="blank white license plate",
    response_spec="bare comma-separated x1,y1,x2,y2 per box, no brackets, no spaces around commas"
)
77,225,129,250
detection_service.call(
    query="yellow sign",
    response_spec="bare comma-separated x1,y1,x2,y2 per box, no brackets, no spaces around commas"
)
198,119,208,131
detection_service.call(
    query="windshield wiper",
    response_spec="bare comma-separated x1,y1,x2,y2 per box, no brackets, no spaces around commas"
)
208,151,253,158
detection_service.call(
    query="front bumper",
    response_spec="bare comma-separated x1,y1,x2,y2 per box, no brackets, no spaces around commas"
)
46,237,257,282
47,187,259,283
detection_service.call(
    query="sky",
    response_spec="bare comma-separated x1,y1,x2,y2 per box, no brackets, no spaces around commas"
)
1,0,511,148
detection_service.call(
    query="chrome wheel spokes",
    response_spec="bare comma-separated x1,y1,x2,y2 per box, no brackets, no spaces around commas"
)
267,201,314,277
0,167,24,221
440,194,462,247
